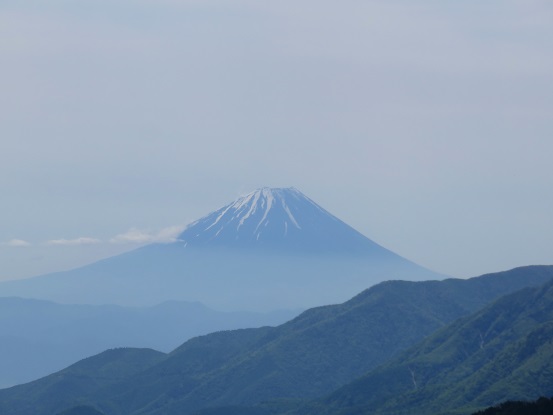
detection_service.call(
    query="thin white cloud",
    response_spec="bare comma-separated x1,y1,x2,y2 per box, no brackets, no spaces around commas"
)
110,225,185,244
5,239,31,247
109,228,152,244
46,237,102,246
154,225,187,243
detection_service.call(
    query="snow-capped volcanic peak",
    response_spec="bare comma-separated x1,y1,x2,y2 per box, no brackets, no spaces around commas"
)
207,187,306,234
177,187,393,256
0,186,441,310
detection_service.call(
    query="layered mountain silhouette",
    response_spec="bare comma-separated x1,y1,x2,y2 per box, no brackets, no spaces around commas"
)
1,266,551,415
0,187,443,310
0,298,296,389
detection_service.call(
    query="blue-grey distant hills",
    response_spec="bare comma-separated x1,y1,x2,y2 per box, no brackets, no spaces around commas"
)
0,297,297,389
0,187,444,310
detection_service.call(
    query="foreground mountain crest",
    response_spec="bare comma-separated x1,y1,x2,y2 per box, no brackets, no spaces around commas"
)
177,187,388,255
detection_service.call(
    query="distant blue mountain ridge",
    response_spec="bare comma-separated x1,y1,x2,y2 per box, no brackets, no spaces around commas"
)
0,297,297,389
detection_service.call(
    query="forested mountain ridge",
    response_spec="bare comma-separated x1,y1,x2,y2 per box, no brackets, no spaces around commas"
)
0,348,164,415
306,278,553,415
471,396,553,415
1,266,551,415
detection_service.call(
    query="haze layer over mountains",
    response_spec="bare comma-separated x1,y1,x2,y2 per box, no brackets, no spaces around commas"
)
0,187,443,311
0,299,296,388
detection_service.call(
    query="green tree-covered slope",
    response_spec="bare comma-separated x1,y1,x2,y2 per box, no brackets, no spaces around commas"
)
0,348,164,415
1,266,552,415
311,279,553,415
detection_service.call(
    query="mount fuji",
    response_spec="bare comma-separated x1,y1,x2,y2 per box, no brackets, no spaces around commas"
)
0,188,444,311
178,187,402,256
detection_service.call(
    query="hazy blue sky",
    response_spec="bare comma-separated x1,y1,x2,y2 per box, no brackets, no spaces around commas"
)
1,0,552,280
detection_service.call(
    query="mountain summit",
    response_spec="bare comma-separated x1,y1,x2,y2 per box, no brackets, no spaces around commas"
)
177,187,394,256
0,187,444,310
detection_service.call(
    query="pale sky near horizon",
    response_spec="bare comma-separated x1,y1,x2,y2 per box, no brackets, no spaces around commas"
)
1,0,553,281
